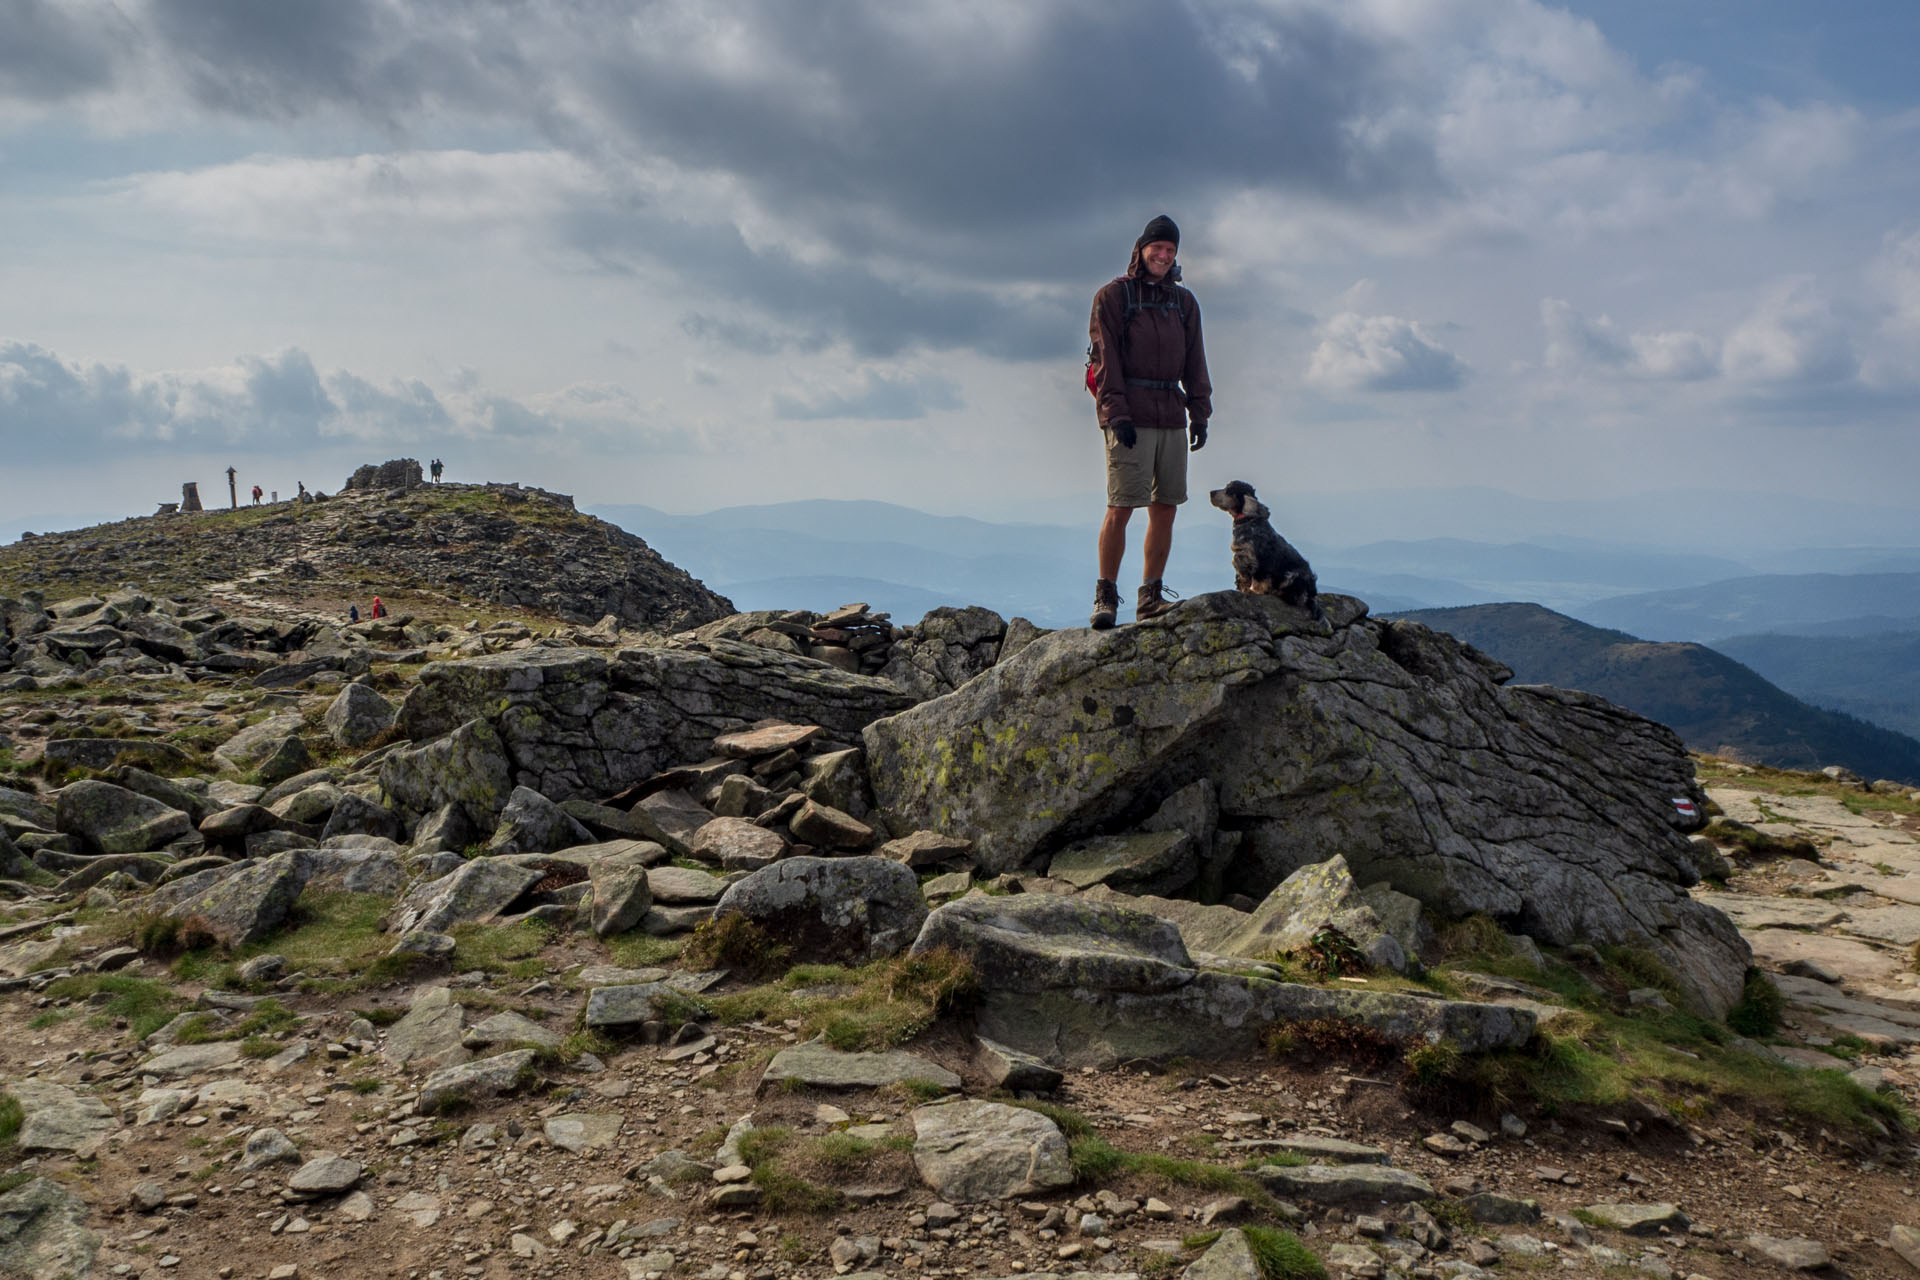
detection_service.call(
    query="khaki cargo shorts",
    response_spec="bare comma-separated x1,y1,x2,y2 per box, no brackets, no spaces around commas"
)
1103,424,1188,508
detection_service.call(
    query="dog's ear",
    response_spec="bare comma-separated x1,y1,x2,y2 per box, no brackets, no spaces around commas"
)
1247,497,1270,522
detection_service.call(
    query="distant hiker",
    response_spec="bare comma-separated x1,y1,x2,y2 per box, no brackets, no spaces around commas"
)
370,596,386,620
251,484,263,505
1085,213,1212,628
348,604,360,623
430,458,443,483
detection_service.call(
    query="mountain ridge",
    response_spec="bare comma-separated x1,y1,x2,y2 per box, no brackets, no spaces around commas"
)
1391,601,1920,786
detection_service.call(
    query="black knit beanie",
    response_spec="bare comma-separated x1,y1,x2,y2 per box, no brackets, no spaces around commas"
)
1136,214,1180,249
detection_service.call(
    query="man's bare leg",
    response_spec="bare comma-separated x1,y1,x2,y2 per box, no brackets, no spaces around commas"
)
1098,505,1134,580
1142,503,1176,583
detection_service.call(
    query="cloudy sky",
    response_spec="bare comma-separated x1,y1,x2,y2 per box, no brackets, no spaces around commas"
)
3,0,1918,545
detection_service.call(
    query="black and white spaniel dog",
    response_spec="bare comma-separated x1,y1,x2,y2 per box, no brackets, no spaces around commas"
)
1208,480,1323,620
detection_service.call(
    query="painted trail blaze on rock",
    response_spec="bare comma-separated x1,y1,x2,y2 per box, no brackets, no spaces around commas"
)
867,590,1747,1015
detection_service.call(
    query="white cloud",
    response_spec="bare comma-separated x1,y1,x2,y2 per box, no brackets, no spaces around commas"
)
1306,312,1466,392
771,369,963,420
1722,280,1857,385
1540,299,1716,381
0,339,699,459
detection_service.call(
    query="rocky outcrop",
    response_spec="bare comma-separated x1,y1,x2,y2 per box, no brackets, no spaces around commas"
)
910,894,1535,1068
342,458,424,490
389,643,914,809
0,482,733,634
868,591,1747,1015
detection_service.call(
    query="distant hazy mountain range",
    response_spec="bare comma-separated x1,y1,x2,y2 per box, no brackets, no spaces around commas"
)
586,498,1799,625
586,498,1920,759
1713,630,1920,743
1391,603,1920,786
1573,573,1920,643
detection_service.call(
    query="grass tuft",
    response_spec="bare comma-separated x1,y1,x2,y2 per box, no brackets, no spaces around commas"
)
42,974,185,1041
1727,969,1785,1037
1243,1225,1328,1280
683,915,792,976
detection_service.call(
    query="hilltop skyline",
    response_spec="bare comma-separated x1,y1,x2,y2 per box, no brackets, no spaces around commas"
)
3,0,1918,540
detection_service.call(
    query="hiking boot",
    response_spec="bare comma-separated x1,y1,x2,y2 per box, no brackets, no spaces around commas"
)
1090,578,1120,630
1136,579,1180,620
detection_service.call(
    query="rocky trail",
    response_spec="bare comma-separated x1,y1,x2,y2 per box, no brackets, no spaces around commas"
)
4,482,1920,1280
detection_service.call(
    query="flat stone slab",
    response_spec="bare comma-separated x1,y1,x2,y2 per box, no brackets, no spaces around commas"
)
1580,1202,1689,1235
646,865,727,904
9,1080,117,1154
288,1156,363,1196
1223,1135,1388,1164
140,1041,243,1077
1251,1162,1434,1205
463,1010,561,1051
414,1049,538,1115
577,964,669,987
1704,788,1768,824
584,982,700,1030
1836,905,1920,946
0,1177,100,1280
761,1041,960,1093
714,723,821,758
1693,893,1844,930
544,1113,624,1153
1773,974,1920,1029
383,986,470,1071
910,1100,1073,1204
1745,930,1903,985
1747,1235,1830,1270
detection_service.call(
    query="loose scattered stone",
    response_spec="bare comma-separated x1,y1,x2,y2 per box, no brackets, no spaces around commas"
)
1581,1203,1690,1235
909,1099,1073,1203
1252,1163,1435,1205
287,1156,363,1198
544,1113,624,1153
760,1040,961,1093
1747,1235,1830,1270
413,1048,538,1114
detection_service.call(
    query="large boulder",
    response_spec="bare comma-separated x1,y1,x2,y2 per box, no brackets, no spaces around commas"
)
866,591,1746,1016
212,713,310,777
165,849,313,948
483,786,594,856
323,683,397,748
54,780,193,854
387,858,542,935
380,717,515,834
389,643,914,805
908,894,1534,1068
710,856,927,964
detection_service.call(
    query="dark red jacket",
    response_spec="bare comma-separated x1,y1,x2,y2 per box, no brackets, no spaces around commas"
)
1089,243,1213,431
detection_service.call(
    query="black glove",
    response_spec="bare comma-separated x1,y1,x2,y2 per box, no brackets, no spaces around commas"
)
1110,419,1137,449
1189,421,1208,452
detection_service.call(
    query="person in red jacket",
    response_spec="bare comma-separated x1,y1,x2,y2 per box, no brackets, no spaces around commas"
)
1085,213,1212,628
370,596,387,620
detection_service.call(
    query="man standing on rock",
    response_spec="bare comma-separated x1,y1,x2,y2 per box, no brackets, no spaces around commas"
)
1086,214,1212,629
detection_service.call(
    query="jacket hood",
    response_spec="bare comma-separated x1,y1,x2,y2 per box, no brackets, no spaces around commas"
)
1126,242,1181,283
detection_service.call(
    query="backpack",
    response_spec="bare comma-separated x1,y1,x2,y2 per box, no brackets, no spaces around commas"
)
1085,276,1187,397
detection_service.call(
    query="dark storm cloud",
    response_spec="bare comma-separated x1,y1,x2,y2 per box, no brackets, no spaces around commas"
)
1,1,1449,361
0,0,131,101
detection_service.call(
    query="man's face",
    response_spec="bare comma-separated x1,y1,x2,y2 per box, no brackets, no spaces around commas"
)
1140,239,1176,279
